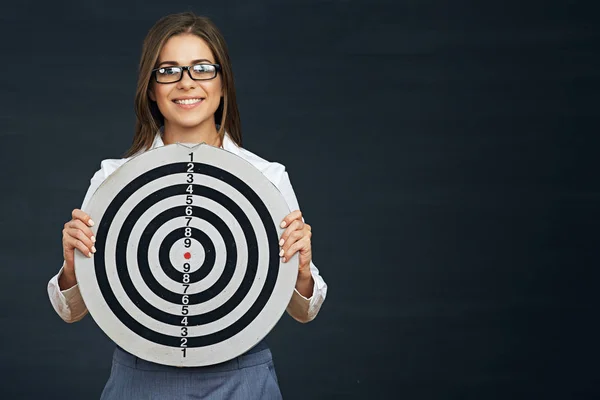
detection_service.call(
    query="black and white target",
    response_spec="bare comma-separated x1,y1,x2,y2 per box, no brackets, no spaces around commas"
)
74,143,297,367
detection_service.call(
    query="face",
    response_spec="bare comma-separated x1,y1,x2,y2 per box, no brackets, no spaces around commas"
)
149,33,223,133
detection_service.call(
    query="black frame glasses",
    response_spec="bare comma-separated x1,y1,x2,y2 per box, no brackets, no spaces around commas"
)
151,63,222,83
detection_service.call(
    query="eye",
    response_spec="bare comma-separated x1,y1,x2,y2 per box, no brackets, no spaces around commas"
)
192,64,214,73
158,67,181,75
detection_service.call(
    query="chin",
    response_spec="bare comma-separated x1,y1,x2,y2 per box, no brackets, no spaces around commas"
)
173,117,211,128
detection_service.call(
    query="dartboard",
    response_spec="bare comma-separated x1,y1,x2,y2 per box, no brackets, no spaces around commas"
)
74,143,297,367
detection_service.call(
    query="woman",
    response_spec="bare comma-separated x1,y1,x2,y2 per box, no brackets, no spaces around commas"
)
47,12,327,399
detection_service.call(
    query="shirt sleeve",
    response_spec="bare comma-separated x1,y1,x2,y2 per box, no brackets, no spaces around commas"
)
276,169,328,323
47,163,112,323
47,262,88,323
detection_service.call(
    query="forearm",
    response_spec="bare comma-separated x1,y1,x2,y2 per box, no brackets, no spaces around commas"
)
295,269,314,298
287,262,327,323
48,265,88,323
58,263,77,291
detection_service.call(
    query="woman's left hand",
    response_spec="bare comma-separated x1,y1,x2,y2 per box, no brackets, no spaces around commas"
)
279,210,312,280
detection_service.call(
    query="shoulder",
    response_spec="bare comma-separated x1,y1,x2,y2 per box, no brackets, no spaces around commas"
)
233,146,301,211
89,157,130,184
236,147,287,186
80,157,130,209
233,146,287,187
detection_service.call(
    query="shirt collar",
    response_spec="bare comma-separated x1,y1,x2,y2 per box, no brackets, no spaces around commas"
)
151,126,240,155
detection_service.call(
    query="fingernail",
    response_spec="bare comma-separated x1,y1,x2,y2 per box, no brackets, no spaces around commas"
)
88,219,95,227
91,236,96,243
279,239,284,246
87,252,92,258
280,221,286,228
283,257,287,263
91,246,96,253
279,249,284,257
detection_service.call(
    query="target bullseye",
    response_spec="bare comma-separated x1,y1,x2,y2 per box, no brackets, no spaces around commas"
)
74,143,298,367
169,238,205,274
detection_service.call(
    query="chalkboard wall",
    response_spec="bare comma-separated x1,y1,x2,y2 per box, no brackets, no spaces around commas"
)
0,1,598,398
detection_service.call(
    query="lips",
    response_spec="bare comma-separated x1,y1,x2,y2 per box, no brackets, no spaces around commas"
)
172,98,205,110
173,98,204,105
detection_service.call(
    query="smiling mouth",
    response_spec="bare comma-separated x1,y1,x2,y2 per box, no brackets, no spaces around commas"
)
173,98,204,105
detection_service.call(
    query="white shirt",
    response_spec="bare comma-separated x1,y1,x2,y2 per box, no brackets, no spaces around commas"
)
47,131,327,324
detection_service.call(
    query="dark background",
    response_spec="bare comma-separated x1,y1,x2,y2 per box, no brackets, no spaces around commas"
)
1,0,599,399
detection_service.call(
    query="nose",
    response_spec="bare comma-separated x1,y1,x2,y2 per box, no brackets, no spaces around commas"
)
177,67,196,90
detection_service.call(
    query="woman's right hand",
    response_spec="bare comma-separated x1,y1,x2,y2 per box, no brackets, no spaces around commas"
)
59,209,96,290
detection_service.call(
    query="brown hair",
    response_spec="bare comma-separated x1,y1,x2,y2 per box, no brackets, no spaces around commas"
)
125,12,242,157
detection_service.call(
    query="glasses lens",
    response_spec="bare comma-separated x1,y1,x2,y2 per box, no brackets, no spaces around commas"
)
155,67,182,83
190,64,216,80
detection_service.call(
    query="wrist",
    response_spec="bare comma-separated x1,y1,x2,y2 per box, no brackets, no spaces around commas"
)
295,269,314,298
58,265,77,291
297,268,312,282
62,261,75,277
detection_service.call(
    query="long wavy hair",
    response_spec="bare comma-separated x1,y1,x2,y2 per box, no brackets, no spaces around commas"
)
125,12,242,157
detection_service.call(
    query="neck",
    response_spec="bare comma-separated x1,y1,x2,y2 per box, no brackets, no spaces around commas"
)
162,119,222,147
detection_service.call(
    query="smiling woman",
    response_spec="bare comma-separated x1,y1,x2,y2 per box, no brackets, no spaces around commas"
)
46,11,327,400
128,12,242,156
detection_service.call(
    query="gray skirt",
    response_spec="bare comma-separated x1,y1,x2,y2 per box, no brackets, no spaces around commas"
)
100,341,282,399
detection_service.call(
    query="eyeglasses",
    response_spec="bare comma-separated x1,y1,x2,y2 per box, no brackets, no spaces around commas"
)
151,63,221,83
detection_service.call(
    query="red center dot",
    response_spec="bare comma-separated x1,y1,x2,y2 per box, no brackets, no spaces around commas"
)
184,252,191,259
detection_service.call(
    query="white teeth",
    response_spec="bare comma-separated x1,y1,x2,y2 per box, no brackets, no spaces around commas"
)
174,98,203,105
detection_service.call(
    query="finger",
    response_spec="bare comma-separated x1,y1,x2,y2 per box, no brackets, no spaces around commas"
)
66,228,95,253
280,210,302,228
282,237,311,263
68,219,96,242
72,209,95,227
64,235,93,258
280,229,304,255
279,219,304,245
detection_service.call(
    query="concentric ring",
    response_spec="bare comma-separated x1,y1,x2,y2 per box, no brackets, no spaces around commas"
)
95,163,276,347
